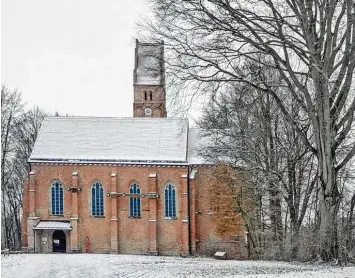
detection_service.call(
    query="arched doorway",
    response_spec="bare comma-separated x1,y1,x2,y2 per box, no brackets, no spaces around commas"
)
52,230,66,252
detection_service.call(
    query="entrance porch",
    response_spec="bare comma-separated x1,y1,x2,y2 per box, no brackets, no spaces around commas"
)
32,220,72,253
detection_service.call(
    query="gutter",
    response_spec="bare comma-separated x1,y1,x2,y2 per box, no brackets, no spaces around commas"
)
187,165,192,255
33,228,35,254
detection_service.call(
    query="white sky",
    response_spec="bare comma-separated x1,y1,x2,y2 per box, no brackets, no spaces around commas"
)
1,0,154,117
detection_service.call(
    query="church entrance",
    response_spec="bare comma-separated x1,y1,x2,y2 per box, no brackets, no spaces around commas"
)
52,230,66,252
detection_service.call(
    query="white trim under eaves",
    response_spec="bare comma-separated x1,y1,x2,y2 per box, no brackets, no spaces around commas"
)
29,159,190,166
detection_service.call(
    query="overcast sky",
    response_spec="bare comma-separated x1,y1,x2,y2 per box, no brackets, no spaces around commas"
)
2,0,155,117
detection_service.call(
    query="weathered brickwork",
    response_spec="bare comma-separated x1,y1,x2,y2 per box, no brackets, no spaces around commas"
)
22,164,249,257
191,166,249,259
134,85,165,103
133,85,167,118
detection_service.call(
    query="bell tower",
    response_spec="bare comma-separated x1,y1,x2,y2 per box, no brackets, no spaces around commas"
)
133,39,167,118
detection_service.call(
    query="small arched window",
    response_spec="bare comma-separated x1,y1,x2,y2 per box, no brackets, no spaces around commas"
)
129,182,141,217
144,91,147,101
91,181,104,216
149,91,153,101
165,183,176,217
51,180,63,215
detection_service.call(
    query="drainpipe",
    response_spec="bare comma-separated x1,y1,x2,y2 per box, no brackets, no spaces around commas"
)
33,229,36,253
187,165,191,255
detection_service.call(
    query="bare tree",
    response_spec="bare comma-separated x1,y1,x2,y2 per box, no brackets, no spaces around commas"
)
1,85,47,250
145,0,355,260
198,81,319,259
1,86,24,249
198,84,284,256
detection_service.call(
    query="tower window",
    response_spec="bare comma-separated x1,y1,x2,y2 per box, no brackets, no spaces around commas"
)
149,91,153,101
144,91,147,101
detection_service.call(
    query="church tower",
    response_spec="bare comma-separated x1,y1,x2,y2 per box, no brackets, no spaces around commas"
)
133,39,167,118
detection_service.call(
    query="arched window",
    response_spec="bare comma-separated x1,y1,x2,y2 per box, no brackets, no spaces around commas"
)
144,91,147,101
51,180,63,215
165,183,176,217
129,182,141,217
149,91,153,101
91,181,104,216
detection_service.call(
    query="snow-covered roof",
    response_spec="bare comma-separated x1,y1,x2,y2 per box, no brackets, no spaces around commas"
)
30,117,189,164
134,41,164,85
33,220,71,230
188,128,238,165
187,128,212,165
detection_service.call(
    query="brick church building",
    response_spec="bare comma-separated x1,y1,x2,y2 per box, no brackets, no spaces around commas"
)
21,40,249,257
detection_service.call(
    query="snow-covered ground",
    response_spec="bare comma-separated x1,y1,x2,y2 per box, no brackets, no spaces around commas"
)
1,254,355,278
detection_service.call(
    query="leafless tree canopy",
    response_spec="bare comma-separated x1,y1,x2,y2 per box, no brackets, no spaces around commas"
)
1,85,47,250
145,0,355,261
198,82,350,260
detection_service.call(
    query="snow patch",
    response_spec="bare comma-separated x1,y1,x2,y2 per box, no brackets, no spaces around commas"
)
2,254,354,278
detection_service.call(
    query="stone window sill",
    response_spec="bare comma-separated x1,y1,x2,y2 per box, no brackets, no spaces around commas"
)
128,216,142,219
50,214,64,217
91,215,105,218
163,217,177,220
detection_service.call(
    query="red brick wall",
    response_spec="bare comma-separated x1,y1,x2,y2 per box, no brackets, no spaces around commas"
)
192,166,249,259
133,85,165,102
25,164,188,254
22,163,249,257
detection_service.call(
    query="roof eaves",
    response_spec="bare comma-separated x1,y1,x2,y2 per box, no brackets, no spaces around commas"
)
28,159,189,166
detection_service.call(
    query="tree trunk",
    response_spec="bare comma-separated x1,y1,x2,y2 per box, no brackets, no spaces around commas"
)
291,227,300,258
319,181,340,261
264,93,283,254
2,197,10,249
12,203,21,249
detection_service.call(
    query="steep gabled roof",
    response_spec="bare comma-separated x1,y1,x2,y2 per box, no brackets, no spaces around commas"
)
30,117,189,164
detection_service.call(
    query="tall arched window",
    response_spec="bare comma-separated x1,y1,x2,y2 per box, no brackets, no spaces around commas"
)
129,182,141,217
144,91,147,101
165,183,176,217
149,91,153,101
51,180,63,215
91,181,104,216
